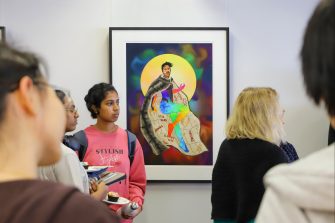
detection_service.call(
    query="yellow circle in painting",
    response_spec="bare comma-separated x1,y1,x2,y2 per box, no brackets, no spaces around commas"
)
141,54,196,99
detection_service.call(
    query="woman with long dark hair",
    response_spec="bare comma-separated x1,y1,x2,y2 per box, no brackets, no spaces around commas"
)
0,43,119,223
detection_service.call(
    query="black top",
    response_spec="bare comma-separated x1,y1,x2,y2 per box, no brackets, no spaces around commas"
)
211,138,288,222
280,142,299,163
329,125,335,145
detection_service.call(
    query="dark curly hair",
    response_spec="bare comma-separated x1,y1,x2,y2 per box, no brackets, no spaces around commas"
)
161,61,173,71
300,0,335,116
84,83,118,119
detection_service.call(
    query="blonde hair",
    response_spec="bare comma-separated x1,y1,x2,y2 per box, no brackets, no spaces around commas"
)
225,87,285,145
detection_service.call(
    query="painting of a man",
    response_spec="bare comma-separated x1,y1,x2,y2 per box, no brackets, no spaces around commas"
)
140,61,207,156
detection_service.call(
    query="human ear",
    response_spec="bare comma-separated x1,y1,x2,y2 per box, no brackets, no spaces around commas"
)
14,76,39,116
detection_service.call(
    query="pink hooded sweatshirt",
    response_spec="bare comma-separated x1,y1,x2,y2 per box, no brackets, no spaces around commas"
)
83,126,146,222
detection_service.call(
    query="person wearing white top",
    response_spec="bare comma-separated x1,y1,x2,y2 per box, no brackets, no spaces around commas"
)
38,89,108,200
256,0,335,222
39,143,89,193
256,144,334,223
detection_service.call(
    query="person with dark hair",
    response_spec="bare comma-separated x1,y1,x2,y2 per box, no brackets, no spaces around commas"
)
0,43,120,223
38,89,108,201
256,0,335,222
80,83,146,223
161,61,173,71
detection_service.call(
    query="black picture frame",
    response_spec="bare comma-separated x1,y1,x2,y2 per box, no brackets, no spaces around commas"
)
109,27,229,181
0,27,5,43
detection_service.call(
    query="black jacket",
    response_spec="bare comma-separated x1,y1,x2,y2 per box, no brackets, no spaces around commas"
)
211,138,288,222
328,125,335,145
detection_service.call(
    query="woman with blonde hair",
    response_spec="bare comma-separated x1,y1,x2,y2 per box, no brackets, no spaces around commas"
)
211,87,288,223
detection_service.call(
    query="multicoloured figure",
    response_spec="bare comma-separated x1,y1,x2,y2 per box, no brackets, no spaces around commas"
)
140,61,207,156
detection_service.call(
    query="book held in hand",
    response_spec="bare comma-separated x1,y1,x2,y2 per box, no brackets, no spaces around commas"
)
84,165,126,186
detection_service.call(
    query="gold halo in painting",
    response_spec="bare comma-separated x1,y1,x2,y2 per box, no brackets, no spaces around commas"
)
140,54,196,99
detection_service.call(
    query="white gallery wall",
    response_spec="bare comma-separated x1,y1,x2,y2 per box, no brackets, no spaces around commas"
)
0,0,327,223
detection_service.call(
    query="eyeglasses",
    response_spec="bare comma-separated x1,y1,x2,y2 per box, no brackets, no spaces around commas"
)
65,108,78,114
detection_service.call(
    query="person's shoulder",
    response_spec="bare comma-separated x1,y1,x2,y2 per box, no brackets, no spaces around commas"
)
250,138,283,153
123,128,137,137
83,125,95,134
61,143,77,156
84,126,108,138
225,138,278,150
236,138,286,161
253,138,278,147
260,140,287,158
113,126,127,136
54,188,119,222
1,180,76,208
262,144,335,208
292,144,334,172
150,75,163,84
266,143,334,179
152,75,170,86
218,138,231,149
33,181,119,222
116,126,125,132
28,179,77,196
117,127,139,140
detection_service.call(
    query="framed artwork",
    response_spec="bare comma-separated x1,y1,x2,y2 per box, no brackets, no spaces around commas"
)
0,27,5,42
109,27,229,181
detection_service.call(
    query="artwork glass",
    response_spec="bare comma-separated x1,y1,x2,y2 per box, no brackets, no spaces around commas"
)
110,28,228,181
